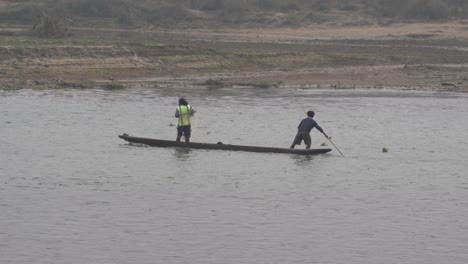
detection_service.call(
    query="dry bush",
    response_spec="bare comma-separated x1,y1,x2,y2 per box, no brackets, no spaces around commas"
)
33,12,69,38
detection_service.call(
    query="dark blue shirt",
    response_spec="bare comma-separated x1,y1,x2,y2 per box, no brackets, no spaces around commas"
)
297,117,324,133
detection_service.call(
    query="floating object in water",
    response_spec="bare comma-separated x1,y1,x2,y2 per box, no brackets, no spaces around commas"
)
441,82,457,87
382,148,389,153
169,123,175,127
321,142,327,146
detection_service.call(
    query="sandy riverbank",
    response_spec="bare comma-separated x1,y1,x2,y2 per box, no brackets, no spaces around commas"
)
1,22,467,92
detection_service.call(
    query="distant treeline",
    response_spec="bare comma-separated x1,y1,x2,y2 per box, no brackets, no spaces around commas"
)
1,0,467,26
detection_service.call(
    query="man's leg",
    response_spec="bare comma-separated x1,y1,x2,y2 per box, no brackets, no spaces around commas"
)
304,134,312,149
184,126,191,143
290,132,300,148
176,127,182,142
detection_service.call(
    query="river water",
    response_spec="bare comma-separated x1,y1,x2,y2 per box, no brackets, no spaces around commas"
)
1,87,468,264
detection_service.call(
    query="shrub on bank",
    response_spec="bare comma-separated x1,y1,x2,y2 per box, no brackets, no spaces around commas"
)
369,0,465,20
0,0,467,27
404,0,450,20
33,12,70,38
0,3,42,24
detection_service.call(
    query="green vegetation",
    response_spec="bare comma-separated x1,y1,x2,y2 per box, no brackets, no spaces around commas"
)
0,0,467,28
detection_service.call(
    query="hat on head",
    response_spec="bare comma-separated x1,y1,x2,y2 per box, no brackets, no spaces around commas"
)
179,98,188,105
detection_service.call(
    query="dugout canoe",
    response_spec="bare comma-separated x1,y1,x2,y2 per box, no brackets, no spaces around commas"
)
118,134,332,155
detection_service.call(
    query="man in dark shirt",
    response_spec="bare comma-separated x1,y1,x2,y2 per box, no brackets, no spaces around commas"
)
290,111,329,149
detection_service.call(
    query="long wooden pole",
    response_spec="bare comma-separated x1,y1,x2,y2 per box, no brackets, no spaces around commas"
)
326,136,345,157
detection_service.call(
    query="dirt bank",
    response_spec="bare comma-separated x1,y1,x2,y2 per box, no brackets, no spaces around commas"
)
1,22,468,92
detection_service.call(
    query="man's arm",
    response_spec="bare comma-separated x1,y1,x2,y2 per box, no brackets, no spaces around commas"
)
322,131,330,138
315,122,330,138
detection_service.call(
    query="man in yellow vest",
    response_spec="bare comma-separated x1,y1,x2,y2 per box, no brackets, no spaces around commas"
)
175,98,196,142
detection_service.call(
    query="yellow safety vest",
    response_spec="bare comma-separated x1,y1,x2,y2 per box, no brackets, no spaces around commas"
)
178,105,192,127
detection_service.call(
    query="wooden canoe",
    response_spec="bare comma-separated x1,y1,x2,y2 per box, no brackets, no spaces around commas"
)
118,134,332,155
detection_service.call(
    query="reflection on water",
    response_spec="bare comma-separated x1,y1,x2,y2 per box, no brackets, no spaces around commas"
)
1,88,468,264
172,147,193,161
290,153,318,165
